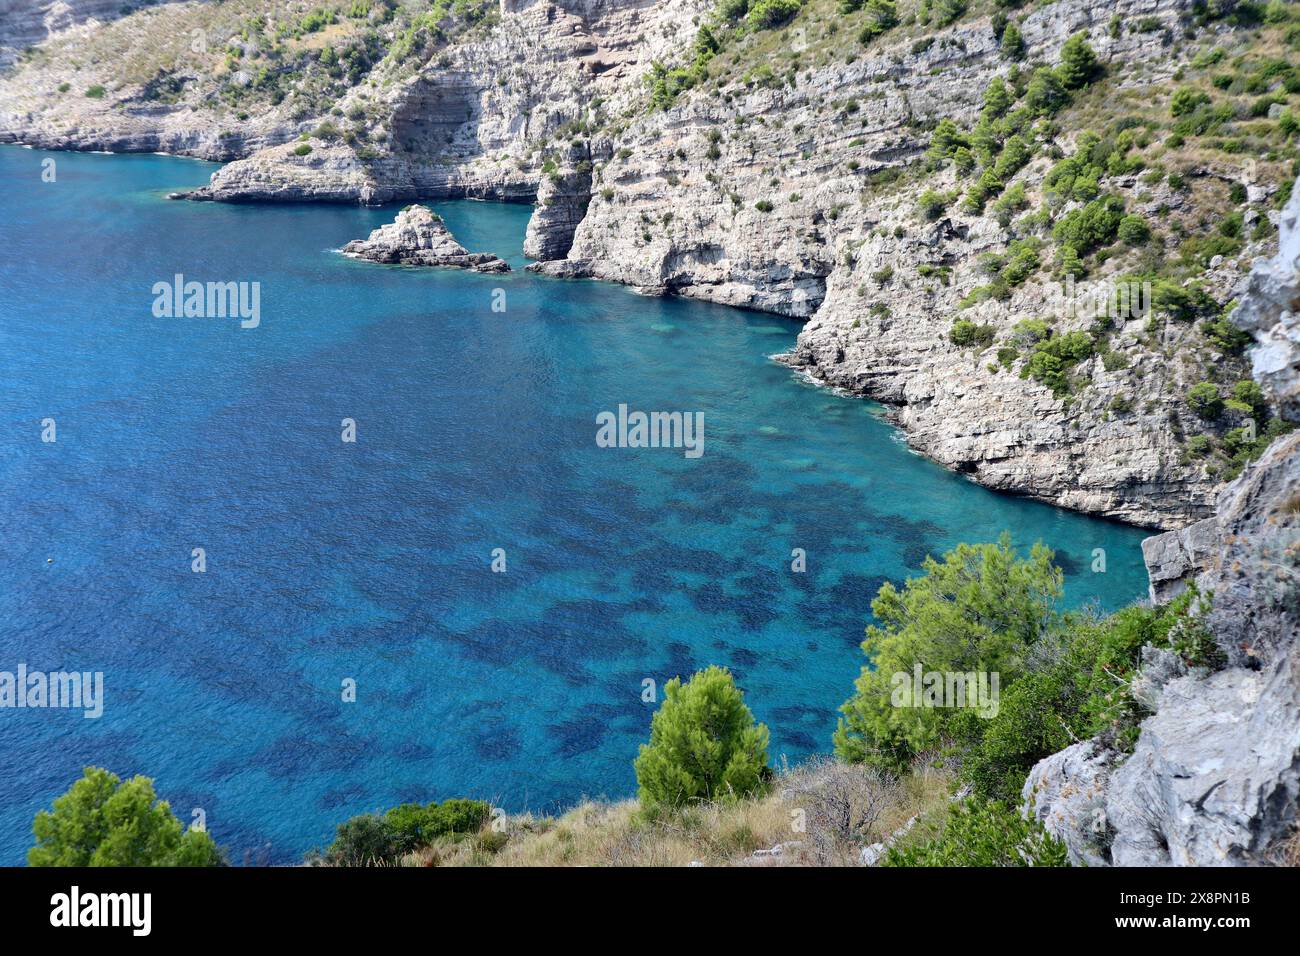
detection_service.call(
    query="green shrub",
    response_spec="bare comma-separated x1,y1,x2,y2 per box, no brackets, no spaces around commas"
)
1170,86,1211,117
746,0,802,28
882,797,1069,866
1011,318,1051,347
990,182,1028,225
959,669,1082,801
1057,245,1085,279
981,76,1014,120
1200,315,1251,353
85,85,105,98
1280,109,1300,139
324,814,401,866
1117,215,1151,245
1187,381,1224,420
1024,67,1067,115
926,118,967,162
384,798,490,852
1051,195,1124,255
294,143,313,156
999,238,1040,285
859,0,899,41
634,666,771,809
933,0,966,27
1264,0,1293,23
1223,417,1297,478
1151,278,1215,321
754,199,774,212
300,8,336,32
29,768,223,867
918,188,952,220
992,134,1032,181
949,319,996,348
1231,379,1267,418
1022,330,1093,396
1186,433,1213,458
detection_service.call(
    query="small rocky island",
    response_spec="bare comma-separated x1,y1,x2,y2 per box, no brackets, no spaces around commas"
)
342,205,509,273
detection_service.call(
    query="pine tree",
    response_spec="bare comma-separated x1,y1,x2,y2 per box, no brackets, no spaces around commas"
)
1057,32,1100,89
29,767,224,866
926,117,967,162
634,666,771,809
858,0,899,41
1058,244,1085,279
1000,21,1025,60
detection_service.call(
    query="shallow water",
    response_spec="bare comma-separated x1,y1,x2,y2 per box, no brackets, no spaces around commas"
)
0,146,1150,863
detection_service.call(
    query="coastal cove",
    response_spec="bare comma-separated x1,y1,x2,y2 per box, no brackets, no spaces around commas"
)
0,146,1151,864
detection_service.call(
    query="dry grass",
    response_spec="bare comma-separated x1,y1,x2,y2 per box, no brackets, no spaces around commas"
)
1265,824,1300,866
401,758,955,867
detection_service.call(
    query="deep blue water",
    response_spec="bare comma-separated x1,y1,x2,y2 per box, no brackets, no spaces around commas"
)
0,145,1151,864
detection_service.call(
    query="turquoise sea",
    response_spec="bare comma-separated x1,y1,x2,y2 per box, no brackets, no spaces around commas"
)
0,145,1150,863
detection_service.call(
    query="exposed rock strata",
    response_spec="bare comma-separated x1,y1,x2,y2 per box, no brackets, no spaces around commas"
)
1027,174,1300,867
341,204,509,272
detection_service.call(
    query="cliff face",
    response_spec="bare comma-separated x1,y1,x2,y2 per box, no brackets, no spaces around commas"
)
0,0,709,167
126,0,706,199
1027,176,1300,867
528,0,1275,529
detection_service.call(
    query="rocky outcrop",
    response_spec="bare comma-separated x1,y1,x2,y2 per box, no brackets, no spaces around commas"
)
1234,165,1300,424
1026,174,1300,866
341,204,509,272
523,139,595,261
1140,515,1220,604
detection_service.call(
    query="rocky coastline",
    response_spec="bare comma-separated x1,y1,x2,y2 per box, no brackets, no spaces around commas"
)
1,0,1291,532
